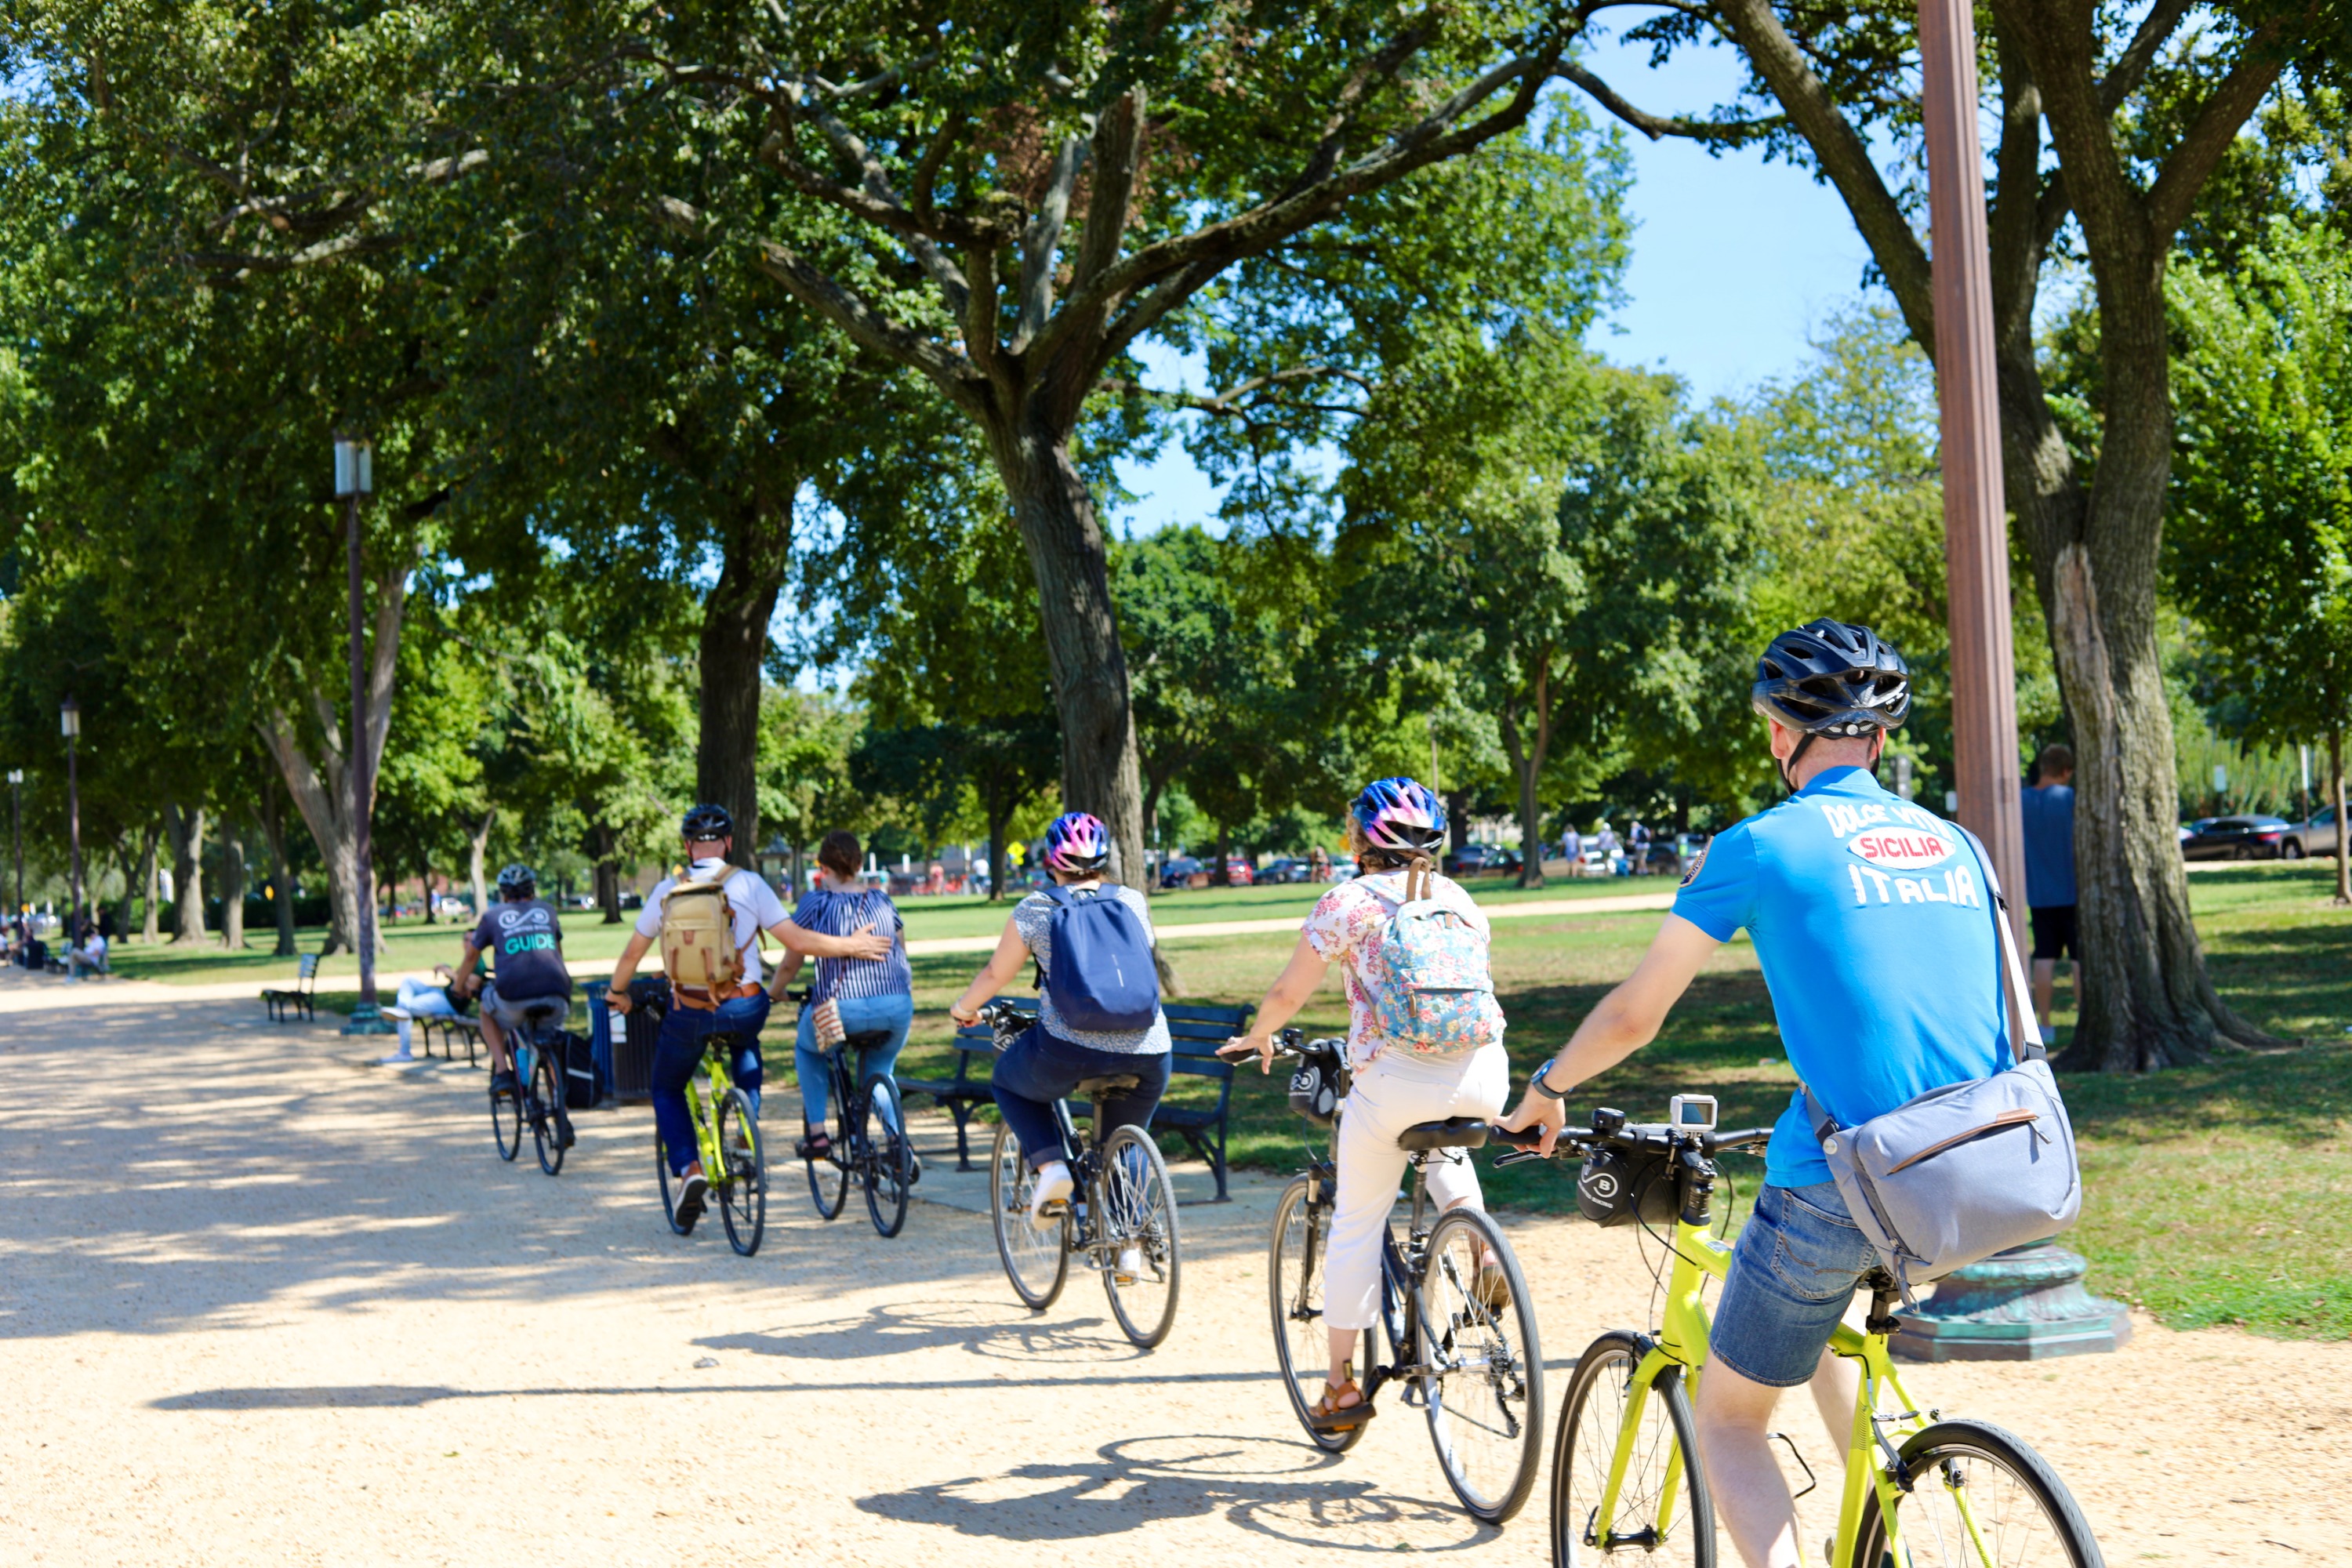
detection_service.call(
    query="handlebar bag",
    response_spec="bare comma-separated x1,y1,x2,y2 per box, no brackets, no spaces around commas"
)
1804,828,2082,1300
1577,1144,1678,1229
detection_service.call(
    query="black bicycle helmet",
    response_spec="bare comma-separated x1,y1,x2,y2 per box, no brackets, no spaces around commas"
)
495,862,537,899
681,803,734,840
1751,619,1911,736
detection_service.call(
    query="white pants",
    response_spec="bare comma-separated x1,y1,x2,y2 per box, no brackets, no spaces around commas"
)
1324,1043,1511,1331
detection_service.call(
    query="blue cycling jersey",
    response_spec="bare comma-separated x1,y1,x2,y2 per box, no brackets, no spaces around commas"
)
1671,766,2009,1186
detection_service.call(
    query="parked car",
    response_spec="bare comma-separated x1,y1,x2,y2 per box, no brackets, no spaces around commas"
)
1443,843,1523,877
2180,815,2295,860
2281,807,2342,859
1260,856,1312,884
1224,858,1257,887
1157,856,1204,890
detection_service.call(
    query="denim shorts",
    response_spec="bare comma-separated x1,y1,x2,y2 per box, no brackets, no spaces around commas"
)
1710,1181,1882,1388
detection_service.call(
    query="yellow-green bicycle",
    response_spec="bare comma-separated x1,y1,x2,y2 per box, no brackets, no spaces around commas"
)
652,1021,768,1258
1494,1103,2100,1568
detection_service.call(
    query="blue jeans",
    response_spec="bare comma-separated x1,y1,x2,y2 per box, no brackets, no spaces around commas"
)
1711,1181,1882,1387
793,990,913,1127
651,993,771,1175
989,1022,1170,1169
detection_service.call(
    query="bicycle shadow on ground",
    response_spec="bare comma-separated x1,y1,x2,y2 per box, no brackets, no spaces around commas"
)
857,1432,1500,1552
695,1299,1142,1365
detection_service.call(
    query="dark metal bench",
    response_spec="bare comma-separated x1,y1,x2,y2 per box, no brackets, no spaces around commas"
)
1151,1002,1253,1202
262,952,321,1022
902,1011,1020,1172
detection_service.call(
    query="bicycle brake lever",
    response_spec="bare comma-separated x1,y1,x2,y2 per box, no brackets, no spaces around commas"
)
1492,1149,1548,1167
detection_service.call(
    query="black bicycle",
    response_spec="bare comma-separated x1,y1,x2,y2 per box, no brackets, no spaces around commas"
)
980,1000,1182,1348
489,995,575,1176
790,989,917,1238
1263,1030,1544,1526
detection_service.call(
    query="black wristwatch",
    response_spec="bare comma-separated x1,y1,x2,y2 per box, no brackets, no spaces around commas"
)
1530,1062,1569,1101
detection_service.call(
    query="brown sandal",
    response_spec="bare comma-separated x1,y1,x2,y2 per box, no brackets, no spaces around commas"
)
1306,1377,1376,1432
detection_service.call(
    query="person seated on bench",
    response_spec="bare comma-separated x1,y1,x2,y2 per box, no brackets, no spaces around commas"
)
454,864,574,1095
949,812,1170,1252
379,964,472,1063
64,918,107,979
1219,777,1510,1435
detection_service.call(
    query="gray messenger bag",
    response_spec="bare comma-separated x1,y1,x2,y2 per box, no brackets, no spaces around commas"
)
1803,828,2082,1301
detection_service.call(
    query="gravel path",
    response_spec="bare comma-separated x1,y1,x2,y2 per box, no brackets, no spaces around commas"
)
0,969,2341,1564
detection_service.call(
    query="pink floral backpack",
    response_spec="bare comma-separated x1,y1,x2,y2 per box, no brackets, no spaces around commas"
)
1370,863,1503,1055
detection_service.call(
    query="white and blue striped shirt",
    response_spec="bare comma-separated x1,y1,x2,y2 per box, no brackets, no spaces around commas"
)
789,887,913,1004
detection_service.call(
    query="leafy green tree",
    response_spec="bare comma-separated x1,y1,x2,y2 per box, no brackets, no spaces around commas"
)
1551,0,2330,1067
2168,219,2352,902
633,0,1591,887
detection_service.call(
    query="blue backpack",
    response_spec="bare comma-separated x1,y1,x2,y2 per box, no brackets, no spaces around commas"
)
1037,884,1161,1033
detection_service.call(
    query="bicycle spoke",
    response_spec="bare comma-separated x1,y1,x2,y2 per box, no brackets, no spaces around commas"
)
1418,1208,1542,1525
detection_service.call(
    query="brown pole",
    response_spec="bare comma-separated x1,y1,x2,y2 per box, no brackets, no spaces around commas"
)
1919,0,2028,956
349,489,379,1007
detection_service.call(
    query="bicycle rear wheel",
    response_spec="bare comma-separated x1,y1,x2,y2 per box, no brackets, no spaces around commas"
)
714,1087,767,1258
1853,1420,2102,1568
861,1078,913,1239
1418,1206,1544,1525
805,1072,850,1221
1269,1172,1367,1454
1098,1127,1181,1348
491,1071,522,1162
989,1122,1069,1309
530,1048,566,1176
1552,1329,1712,1568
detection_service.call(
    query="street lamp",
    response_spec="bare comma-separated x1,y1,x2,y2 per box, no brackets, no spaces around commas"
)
59,697,82,943
6,768,21,926
335,436,392,1036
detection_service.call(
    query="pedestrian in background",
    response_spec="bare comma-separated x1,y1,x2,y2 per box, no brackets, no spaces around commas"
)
1563,821,1584,876
2020,743,2078,1030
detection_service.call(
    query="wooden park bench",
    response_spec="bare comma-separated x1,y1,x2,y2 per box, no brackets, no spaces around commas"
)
262,952,321,1022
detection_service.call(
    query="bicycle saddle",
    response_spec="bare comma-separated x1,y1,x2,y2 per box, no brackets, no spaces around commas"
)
1396,1117,1490,1152
515,999,568,1026
1073,1074,1142,1099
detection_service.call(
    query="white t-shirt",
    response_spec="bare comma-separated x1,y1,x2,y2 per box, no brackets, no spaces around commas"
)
633,859,789,985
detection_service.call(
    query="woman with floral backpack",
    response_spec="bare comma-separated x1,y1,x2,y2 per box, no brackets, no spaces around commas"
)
1221,777,1508,1433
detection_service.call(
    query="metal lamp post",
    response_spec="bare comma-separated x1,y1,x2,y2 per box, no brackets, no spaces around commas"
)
336,437,393,1035
1890,0,2128,1363
59,698,82,949
7,768,21,923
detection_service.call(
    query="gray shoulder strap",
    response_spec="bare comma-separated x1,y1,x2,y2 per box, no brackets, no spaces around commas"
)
1951,823,2047,1063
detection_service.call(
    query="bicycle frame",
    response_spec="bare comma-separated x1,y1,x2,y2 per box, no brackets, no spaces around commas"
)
1596,1218,1938,1568
684,1040,739,1176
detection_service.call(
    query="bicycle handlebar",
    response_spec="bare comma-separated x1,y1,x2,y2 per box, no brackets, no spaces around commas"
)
1487,1116,1776,1168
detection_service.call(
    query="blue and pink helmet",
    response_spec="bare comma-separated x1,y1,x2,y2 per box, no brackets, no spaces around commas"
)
1043,811,1112,874
1352,776,1446,852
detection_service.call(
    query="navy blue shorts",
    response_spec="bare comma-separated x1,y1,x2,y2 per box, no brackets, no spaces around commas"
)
1710,1181,1881,1388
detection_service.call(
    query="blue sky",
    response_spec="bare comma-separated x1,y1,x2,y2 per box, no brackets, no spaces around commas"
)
1109,31,1880,535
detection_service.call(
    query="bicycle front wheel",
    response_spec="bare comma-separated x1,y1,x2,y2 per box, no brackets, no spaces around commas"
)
1553,1329,1712,1567
1098,1126,1181,1348
491,1073,522,1162
530,1049,566,1176
1853,1420,2102,1568
714,1087,767,1258
861,1078,913,1239
1269,1172,1367,1454
989,1122,1069,1310
1418,1206,1544,1525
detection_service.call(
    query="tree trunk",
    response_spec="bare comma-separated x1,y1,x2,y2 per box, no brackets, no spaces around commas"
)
1445,790,1471,859
1210,826,1232,887
697,492,794,868
1500,670,1552,890
985,785,1015,905
132,820,161,944
257,776,299,956
989,426,1147,888
255,551,410,958
219,816,247,950
2332,730,2348,906
163,801,209,945
593,824,622,924
468,808,495,917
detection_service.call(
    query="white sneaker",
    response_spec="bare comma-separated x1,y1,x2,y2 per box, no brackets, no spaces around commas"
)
377,1050,416,1065
383,1007,413,1021
1029,1161,1074,1230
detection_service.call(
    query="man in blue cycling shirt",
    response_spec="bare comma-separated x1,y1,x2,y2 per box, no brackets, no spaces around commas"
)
1502,619,2008,1568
